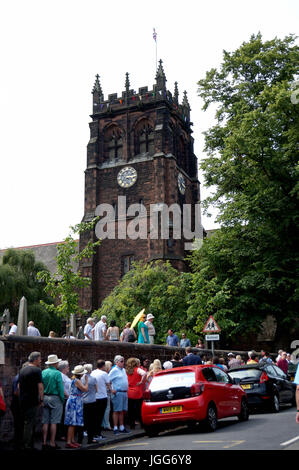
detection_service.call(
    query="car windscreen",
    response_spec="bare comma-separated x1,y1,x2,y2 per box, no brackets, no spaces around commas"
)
149,372,196,392
228,369,261,380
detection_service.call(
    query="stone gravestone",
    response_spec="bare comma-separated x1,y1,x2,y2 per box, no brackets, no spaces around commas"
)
70,314,77,337
16,296,28,336
1,309,11,335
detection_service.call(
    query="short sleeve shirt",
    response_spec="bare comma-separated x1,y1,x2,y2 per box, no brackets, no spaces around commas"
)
9,324,17,335
84,323,93,340
91,369,110,399
42,367,65,403
108,366,128,392
19,366,42,410
166,334,179,346
83,374,97,403
94,321,107,341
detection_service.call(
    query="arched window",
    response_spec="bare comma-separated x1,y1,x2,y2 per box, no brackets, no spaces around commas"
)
104,126,123,161
135,120,154,155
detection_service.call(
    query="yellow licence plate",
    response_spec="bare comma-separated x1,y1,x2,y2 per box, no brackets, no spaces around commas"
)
161,406,183,414
241,384,252,390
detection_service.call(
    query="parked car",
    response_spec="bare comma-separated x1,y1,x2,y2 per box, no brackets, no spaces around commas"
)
141,365,249,436
228,363,296,412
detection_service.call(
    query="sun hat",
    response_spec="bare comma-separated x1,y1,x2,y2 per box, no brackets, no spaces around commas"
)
72,365,87,375
45,354,61,365
146,314,155,320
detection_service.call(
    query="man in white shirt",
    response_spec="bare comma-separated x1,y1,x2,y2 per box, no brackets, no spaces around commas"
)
91,359,111,439
93,316,107,341
8,322,17,335
27,321,41,337
145,314,155,344
84,317,95,340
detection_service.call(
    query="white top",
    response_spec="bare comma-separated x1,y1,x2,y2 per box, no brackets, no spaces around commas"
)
145,320,155,336
27,326,41,336
93,320,107,341
91,369,110,399
9,324,17,335
84,323,93,340
61,372,72,397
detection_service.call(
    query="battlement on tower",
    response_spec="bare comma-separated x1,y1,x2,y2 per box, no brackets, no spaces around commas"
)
91,60,191,124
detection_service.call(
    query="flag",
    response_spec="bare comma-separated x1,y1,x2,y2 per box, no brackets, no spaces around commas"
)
153,28,157,42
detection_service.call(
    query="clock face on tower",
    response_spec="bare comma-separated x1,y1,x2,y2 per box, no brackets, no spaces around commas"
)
117,166,137,188
178,173,186,195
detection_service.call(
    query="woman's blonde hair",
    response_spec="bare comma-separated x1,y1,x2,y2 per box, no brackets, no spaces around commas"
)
152,359,162,374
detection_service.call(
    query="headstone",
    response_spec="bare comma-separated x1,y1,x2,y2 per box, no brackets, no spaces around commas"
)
16,296,28,336
70,314,76,337
1,309,10,335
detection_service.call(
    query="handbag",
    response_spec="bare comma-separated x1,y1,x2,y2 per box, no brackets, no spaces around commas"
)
0,394,6,417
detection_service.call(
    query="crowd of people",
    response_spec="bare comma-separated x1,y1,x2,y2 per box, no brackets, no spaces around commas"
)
6,315,206,349
4,343,297,451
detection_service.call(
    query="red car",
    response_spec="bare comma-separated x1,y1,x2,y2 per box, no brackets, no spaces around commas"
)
141,365,249,436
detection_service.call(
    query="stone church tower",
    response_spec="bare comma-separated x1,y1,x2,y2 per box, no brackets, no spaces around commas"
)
79,61,201,312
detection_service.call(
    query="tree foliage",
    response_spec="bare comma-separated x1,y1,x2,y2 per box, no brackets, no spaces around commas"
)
37,218,100,329
0,249,60,335
94,261,196,345
193,33,299,342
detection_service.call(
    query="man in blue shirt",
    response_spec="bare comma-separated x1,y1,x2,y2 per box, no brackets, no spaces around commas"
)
108,355,130,435
180,333,191,348
166,329,179,347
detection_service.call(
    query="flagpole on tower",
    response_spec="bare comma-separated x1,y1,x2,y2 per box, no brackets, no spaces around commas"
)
153,28,157,72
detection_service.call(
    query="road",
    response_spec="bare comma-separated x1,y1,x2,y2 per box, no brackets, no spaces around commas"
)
97,405,299,451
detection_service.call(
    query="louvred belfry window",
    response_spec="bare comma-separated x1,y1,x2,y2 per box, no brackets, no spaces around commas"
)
104,127,123,161
136,122,154,155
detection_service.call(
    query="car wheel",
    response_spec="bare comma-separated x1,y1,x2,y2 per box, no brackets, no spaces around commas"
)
144,425,159,438
238,398,249,422
205,404,218,432
271,394,280,413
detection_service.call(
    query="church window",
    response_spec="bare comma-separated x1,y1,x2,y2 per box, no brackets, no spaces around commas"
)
104,127,123,161
136,122,154,155
122,255,134,276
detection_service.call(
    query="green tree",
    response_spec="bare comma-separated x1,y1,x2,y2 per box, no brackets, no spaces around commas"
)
192,33,299,343
37,218,100,332
0,249,60,335
95,261,195,345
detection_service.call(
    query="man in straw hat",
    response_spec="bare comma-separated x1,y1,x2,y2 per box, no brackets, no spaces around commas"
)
145,314,155,344
41,354,65,450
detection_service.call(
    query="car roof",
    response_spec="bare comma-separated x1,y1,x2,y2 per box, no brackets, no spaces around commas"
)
228,364,265,372
153,364,217,377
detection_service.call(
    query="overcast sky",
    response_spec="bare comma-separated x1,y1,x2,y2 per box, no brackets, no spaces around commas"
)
0,0,298,249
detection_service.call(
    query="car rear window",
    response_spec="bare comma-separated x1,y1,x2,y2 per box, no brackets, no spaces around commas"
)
228,369,261,380
149,372,196,392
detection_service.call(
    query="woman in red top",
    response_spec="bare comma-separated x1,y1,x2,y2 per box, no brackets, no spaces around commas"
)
125,358,147,429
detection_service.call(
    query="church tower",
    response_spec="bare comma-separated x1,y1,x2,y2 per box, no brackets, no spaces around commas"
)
79,62,201,311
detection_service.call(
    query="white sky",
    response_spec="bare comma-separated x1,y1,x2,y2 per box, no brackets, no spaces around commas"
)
0,0,298,249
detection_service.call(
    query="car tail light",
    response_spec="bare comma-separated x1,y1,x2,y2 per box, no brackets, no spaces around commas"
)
191,382,204,396
260,371,269,383
143,389,151,401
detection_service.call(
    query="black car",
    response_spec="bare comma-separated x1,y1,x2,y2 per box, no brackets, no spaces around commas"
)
228,363,296,412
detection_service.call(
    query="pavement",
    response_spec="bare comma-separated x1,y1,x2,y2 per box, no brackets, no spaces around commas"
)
0,424,146,452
